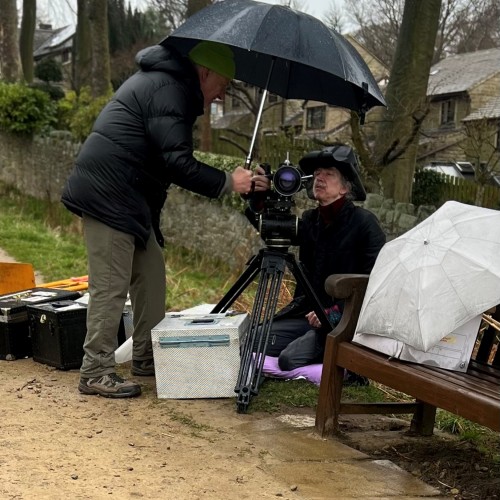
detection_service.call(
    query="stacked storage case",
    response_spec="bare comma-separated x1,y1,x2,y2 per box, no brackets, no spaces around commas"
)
0,288,81,360
152,312,249,398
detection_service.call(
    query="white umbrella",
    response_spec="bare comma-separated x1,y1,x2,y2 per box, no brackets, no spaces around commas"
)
356,201,500,351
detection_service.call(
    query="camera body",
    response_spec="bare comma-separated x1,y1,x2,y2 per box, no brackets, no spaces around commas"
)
249,158,311,248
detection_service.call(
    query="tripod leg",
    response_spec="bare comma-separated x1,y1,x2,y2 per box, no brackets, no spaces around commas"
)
211,253,262,313
236,251,286,413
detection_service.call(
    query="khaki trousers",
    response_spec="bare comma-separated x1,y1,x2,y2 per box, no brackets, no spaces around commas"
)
80,214,166,378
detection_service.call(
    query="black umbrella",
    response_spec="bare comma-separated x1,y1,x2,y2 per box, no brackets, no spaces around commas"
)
162,0,386,163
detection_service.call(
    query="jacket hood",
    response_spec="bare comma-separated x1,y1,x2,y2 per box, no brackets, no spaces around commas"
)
135,44,195,76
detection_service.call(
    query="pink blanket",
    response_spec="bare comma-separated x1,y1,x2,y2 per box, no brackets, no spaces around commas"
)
262,356,323,385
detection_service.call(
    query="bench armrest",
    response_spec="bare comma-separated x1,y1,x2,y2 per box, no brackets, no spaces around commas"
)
324,274,369,343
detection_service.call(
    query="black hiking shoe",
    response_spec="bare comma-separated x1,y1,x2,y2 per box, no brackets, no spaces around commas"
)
78,373,141,398
131,359,155,377
343,370,370,387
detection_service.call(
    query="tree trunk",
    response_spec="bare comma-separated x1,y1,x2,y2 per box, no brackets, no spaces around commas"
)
88,0,111,97
74,0,92,92
0,0,21,82
20,0,36,83
188,0,213,151
375,0,441,202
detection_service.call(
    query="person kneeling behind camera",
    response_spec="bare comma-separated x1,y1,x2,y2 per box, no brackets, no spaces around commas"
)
249,145,386,383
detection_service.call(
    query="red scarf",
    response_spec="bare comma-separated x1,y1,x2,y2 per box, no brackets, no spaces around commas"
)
318,197,346,225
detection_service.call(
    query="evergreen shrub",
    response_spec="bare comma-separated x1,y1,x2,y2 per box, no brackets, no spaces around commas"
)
0,82,56,135
57,87,112,141
412,168,445,207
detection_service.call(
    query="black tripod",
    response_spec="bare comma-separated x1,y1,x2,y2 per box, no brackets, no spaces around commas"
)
211,241,332,413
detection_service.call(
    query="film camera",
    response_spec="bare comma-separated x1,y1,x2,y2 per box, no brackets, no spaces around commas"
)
247,155,312,248
219,145,365,412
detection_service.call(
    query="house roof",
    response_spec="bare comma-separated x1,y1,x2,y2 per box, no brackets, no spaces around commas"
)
427,47,500,97
34,27,55,52
463,96,500,121
34,25,75,59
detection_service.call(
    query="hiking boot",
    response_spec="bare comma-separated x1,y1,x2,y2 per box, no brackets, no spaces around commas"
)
131,359,155,377
78,373,141,398
343,370,370,387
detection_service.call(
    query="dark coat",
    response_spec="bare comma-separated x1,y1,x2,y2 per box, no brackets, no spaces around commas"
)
275,199,386,320
61,44,229,247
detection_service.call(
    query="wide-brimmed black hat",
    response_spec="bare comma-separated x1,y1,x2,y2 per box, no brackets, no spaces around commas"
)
299,144,367,201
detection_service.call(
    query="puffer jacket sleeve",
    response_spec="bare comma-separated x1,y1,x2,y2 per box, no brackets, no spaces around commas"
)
145,82,231,198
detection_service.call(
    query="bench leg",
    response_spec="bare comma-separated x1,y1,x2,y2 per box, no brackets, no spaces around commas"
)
316,359,344,437
409,401,436,436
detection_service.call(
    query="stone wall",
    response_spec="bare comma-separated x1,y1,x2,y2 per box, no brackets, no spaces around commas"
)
0,131,79,203
0,132,434,271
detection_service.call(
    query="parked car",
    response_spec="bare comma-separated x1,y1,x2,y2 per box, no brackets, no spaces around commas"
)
423,161,475,180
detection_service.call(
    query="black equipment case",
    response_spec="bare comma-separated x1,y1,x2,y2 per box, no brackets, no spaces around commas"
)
27,301,127,370
27,300,88,370
0,288,81,360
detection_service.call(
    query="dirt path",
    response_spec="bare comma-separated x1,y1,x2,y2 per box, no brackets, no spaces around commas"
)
1,359,302,500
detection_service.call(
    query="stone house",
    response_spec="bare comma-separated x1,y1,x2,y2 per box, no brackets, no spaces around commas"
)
299,35,389,143
417,47,500,175
33,24,74,78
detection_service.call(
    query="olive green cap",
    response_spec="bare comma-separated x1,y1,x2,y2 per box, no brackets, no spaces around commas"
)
188,41,235,80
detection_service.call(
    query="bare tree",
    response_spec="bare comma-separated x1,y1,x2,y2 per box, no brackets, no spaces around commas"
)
323,0,346,33
345,0,404,68
20,0,37,83
345,0,500,68
0,0,21,82
370,0,442,202
149,0,189,35
220,82,286,160
462,118,500,206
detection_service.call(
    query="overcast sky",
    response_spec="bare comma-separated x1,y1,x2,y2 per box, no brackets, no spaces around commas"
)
34,0,344,29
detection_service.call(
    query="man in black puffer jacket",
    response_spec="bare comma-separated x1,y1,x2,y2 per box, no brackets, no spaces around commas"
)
62,41,267,398
265,145,386,375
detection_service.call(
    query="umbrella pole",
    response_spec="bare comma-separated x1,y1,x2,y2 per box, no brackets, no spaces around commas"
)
244,57,276,169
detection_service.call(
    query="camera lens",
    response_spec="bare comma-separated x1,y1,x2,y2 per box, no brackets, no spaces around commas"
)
273,166,303,196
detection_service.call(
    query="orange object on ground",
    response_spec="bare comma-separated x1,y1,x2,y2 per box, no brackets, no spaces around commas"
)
38,276,89,292
0,263,36,294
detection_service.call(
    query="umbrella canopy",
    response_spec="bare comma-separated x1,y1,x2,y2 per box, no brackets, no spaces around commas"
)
161,0,386,114
356,201,500,352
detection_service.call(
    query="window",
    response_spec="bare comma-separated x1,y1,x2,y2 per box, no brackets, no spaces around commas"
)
440,99,455,126
268,93,278,104
306,105,326,130
231,95,241,109
61,50,70,64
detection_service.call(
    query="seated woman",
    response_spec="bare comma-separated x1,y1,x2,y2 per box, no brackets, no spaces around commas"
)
261,144,386,377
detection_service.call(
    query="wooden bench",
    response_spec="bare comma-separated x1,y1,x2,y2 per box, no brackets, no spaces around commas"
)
315,274,500,437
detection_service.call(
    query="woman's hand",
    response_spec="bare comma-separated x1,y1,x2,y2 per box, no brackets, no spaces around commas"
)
305,311,321,328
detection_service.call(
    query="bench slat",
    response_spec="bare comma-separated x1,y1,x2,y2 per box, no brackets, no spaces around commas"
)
337,343,500,431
